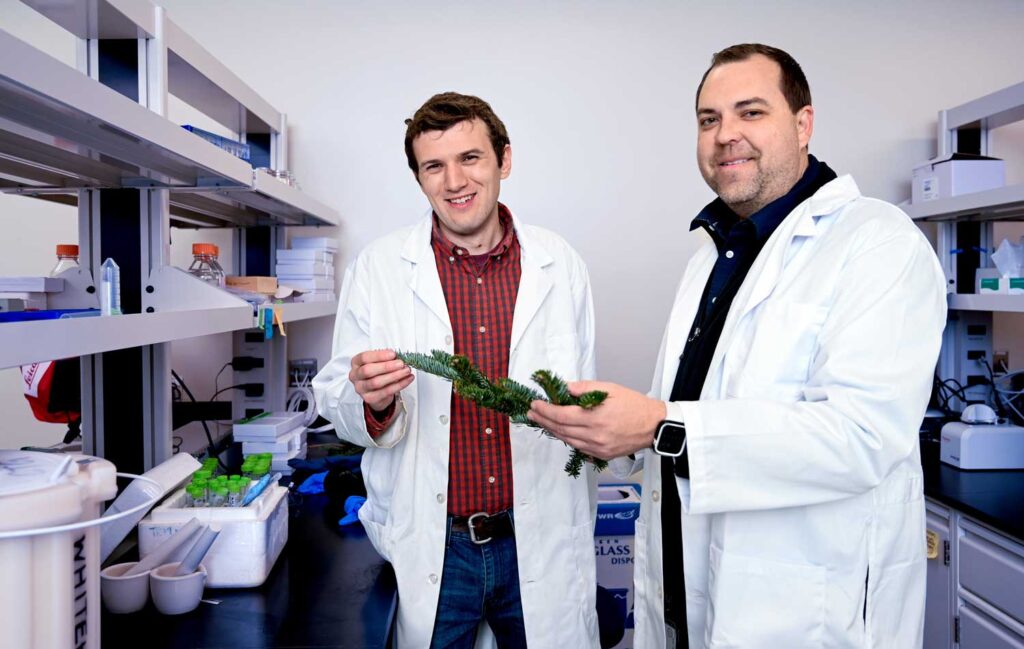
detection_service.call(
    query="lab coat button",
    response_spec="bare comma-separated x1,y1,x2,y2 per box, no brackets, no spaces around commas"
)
445,335,453,345
657,586,663,598
429,574,438,584
436,493,445,503
439,415,449,425
652,490,660,502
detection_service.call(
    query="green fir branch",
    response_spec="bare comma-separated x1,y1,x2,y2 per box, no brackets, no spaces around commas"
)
394,349,609,477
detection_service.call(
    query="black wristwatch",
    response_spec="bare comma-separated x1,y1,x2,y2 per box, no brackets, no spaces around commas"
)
653,420,687,457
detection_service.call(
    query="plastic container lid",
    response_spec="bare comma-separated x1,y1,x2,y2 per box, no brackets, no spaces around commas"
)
214,486,228,496
56,244,79,256
0,450,117,532
227,483,241,494
192,243,217,256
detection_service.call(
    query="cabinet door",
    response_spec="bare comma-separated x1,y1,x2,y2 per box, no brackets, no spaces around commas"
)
960,600,1024,649
959,519,1024,626
926,502,954,649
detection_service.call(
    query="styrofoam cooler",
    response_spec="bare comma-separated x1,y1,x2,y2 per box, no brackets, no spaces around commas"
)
138,484,289,587
0,450,117,649
595,483,641,649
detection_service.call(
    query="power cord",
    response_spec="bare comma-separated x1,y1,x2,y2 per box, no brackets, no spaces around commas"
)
286,369,333,433
171,369,226,470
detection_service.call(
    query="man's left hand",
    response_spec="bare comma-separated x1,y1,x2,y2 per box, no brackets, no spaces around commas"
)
528,381,666,459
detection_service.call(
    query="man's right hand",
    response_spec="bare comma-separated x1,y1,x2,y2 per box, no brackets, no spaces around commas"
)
349,349,415,412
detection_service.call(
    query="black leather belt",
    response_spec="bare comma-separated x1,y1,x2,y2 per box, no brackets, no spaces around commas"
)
450,510,514,545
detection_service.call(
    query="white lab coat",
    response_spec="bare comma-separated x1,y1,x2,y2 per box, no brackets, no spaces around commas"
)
624,176,947,648
313,211,601,649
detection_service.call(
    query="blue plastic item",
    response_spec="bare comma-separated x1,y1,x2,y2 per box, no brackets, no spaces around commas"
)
240,471,280,506
296,471,327,495
338,496,366,526
0,309,99,323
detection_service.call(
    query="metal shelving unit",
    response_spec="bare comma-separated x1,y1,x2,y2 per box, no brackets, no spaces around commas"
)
0,0,339,472
910,81,1024,410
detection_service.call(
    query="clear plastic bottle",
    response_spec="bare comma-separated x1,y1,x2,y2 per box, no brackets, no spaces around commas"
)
226,482,243,507
209,485,227,508
189,485,208,508
210,244,226,287
100,258,121,315
50,244,80,277
187,243,223,287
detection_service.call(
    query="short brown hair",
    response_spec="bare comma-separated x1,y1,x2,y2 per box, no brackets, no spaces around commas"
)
404,92,510,176
695,44,811,113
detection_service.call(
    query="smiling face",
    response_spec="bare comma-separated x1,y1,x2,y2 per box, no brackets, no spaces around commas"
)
412,118,511,251
696,54,814,217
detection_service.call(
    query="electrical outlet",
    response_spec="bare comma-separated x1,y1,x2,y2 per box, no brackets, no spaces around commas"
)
289,358,318,386
993,350,1010,373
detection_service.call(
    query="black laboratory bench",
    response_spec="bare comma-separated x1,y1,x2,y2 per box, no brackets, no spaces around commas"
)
101,489,397,649
921,444,1024,542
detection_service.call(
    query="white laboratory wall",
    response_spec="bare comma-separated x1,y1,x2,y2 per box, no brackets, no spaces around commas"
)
2,0,1024,450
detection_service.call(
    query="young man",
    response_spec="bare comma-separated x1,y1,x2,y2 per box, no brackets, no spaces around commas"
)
313,92,600,648
529,45,947,648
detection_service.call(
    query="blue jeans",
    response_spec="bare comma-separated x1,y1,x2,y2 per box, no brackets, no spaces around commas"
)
429,512,527,649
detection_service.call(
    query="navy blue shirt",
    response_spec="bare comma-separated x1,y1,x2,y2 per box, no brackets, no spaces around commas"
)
694,155,832,320
659,156,837,644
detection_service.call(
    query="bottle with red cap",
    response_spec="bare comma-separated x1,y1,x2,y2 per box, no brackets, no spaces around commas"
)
50,244,79,277
187,243,224,286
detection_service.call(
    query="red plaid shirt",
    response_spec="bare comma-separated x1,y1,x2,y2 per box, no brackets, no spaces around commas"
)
366,205,520,516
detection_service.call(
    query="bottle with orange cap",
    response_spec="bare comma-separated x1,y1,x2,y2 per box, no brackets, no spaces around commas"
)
187,243,225,287
50,244,80,277
209,244,226,287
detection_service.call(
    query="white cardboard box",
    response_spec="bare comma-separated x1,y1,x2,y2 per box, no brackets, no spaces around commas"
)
233,412,305,440
276,248,334,263
912,154,1004,204
241,427,307,455
275,261,334,276
595,484,641,649
138,484,288,587
290,236,338,252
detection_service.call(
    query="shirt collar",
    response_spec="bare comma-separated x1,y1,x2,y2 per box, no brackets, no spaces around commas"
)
690,155,832,245
432,203,515,258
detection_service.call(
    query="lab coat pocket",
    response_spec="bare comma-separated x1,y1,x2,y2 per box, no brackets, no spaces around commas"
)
744,300,828,389
572,521,599,605
546,333,582,380
867,561,924,649
359,513,392,562
707,546,825,649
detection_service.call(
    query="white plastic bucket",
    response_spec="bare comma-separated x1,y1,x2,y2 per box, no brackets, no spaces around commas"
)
0,451,160,649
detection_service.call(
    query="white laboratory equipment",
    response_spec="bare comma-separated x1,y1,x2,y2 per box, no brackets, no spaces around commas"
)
940,404,1024,469
0,451,117,649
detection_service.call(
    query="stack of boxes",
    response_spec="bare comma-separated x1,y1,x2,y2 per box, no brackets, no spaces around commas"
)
232,412,307,475
276,236,337,302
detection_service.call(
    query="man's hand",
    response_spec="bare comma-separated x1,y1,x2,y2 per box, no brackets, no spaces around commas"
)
528,381,666,460
350,349,414,412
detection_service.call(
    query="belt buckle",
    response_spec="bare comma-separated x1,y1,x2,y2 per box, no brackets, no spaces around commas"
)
467,512,493,545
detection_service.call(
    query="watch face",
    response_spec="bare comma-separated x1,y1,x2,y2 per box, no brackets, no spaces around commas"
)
655,423,686,456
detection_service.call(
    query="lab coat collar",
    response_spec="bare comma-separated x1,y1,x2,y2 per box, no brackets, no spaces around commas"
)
701,174,861,393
